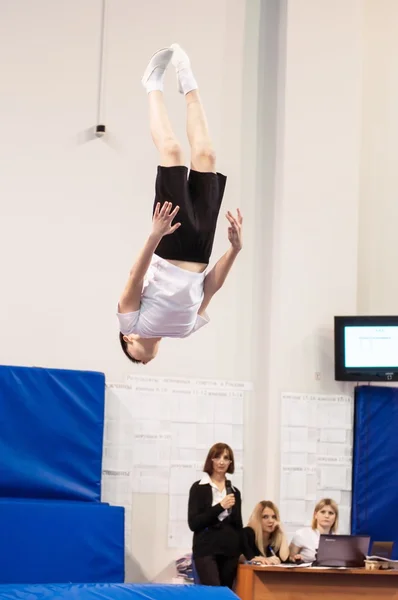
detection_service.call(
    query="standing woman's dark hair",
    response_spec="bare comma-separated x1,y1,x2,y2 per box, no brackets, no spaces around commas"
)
188,442,243,588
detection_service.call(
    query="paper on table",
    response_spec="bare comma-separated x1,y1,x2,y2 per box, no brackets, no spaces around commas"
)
367,556,398,564
275,563,313,568
247,561,313,568
309,566,348,570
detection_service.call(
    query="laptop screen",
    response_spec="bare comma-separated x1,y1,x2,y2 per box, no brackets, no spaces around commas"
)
316,535,370,568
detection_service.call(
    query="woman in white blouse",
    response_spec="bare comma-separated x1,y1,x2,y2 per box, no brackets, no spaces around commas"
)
289,498,339,564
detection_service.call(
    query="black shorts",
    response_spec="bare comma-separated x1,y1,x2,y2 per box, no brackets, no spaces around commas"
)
152,166,227,264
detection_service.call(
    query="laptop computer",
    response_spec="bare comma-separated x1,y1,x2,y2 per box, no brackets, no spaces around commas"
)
315,534,370,568
370,541,395,559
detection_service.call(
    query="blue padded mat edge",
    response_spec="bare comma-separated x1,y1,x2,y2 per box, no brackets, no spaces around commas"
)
0,365,105,502
0,584,238,600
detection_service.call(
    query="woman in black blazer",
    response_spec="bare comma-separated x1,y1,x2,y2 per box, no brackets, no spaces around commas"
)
188,442,242,588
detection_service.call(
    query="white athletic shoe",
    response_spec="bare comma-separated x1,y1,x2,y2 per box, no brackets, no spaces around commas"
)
141,47,174,91
170,43,194,94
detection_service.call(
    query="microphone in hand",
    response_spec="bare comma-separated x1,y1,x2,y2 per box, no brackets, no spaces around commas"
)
225,480,234,514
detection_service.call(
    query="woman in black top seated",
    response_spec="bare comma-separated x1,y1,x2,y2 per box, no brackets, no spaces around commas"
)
241,501,289,565
188,442,243,588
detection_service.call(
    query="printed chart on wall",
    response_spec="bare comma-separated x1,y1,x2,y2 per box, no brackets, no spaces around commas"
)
101,375,250,552
280,393,353,540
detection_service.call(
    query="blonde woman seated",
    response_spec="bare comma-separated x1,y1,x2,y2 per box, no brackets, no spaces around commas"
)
289,498,339,564
241,501,289,565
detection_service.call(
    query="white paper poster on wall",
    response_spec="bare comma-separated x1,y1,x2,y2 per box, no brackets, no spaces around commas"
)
280,393,353,540
101,376,249,550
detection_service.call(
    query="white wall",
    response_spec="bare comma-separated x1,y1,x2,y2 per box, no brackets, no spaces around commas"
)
1,0,393,585
358,0,398,314
253,0,362,502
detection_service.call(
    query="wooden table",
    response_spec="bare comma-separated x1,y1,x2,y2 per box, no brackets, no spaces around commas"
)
235,563,398,600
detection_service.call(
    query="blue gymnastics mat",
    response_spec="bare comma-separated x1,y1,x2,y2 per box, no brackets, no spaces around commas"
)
0,500,124,584
0,365,105,502
351,385,398,558
0,584,238,600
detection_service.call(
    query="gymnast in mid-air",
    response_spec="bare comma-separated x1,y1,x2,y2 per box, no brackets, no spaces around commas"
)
117,44,243,364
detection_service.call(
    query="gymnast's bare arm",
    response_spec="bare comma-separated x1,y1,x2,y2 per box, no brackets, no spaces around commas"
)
118,202,180,313
198,209,243,315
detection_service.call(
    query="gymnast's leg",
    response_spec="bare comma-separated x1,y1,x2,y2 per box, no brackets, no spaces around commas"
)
142,48,185,167
171,43,216,173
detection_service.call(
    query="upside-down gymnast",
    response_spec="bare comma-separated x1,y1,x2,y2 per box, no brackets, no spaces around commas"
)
117,44,243,364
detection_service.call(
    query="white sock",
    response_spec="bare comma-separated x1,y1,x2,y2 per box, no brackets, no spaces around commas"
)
144,68,166,94
171,43,198,95
142,48,173,94
177,67,198,95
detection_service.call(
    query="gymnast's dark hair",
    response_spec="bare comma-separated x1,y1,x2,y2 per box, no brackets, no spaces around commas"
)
119,332,142,365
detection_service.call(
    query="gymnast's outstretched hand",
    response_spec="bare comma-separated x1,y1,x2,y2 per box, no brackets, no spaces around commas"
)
152,201,181,238
226,209,243,252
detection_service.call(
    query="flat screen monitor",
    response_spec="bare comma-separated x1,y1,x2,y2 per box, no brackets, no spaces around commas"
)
334,316,398,381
